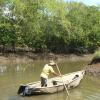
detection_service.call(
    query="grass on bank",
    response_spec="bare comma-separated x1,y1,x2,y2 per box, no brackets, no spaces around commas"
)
93,50,100,59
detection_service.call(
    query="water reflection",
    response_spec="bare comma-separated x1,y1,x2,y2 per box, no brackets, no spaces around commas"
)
15,65,26,72
0,64,35,75
0,65,7,73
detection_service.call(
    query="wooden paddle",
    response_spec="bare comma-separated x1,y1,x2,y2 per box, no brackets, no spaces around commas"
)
56,63,69,96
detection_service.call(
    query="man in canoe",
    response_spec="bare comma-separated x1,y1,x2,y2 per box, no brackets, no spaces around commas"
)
40,60,59,87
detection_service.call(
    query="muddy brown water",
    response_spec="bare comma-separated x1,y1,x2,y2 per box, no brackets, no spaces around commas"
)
0,56,100,100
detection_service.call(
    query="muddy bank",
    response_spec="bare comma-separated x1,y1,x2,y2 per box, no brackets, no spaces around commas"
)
85,64,100,76
1,52,100,77
0,53,92,65
85,57,100,77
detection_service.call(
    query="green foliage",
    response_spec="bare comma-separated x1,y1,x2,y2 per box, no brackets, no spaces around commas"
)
0,24,15,44
0,0,100,53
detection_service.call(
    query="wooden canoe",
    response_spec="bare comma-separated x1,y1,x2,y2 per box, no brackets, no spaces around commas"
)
18,70,85,96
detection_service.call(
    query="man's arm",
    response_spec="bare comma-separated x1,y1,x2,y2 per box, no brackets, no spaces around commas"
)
52,72,60,76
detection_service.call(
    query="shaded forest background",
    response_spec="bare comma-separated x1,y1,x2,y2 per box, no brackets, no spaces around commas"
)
0,0,100,54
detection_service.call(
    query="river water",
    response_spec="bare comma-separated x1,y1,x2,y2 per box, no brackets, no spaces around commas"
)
0,56,100,100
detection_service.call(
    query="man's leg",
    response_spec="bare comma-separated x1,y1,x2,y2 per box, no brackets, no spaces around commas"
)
44,78,47,87
41,77,47,87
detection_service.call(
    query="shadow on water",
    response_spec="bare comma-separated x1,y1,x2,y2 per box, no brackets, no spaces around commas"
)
10,88,84,100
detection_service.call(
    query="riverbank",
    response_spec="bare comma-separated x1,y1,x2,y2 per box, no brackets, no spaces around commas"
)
85,64,100,76
85,56,100,77
0,52,92,65
0,52,100,77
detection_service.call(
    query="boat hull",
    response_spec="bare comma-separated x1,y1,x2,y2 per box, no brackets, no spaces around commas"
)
18,70,85,96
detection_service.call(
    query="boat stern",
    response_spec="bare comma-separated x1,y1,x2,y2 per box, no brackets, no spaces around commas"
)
17,85,27,96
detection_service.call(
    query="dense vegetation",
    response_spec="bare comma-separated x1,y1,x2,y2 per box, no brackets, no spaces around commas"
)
0,0,100,54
